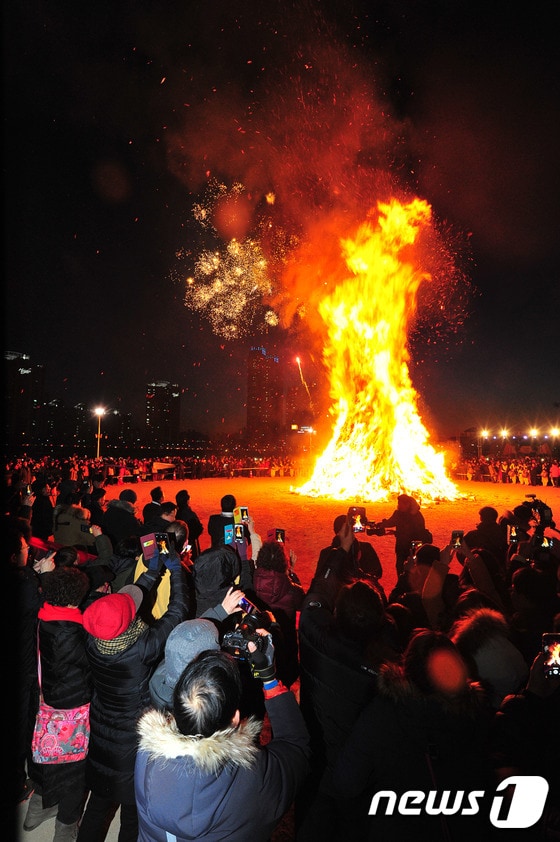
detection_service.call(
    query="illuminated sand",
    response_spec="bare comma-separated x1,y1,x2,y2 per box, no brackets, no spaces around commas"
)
117,476,560,596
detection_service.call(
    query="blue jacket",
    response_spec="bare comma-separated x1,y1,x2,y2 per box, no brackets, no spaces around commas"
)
135,689,310,841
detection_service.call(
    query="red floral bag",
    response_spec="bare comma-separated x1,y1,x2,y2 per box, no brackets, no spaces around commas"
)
31,629,90,765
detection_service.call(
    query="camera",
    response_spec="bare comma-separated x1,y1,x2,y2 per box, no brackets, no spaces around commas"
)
234,523,245,543
542,633,560,679
221,610,272,660
410,540,423,553
224,524,234,545
451,530,464,549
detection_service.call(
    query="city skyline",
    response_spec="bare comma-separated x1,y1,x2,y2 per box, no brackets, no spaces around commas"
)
5,2,559,441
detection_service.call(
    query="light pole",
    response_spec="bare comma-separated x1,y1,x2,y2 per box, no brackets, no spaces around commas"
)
94,407,106,459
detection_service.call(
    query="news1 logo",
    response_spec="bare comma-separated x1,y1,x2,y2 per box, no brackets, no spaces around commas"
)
369,775,549,829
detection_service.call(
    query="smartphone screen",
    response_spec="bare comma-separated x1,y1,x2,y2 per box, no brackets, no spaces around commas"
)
451,530,464,549
542,633,560,678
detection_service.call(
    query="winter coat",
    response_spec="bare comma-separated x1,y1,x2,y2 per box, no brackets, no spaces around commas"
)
380,505,428,561
53,503,96,550
102,499,144,546
135,689,310,842
84,566,188,803
298,548,399,797
332,662,495,842
28,604,92,806
31,494,55,540
253,568,305,688
193,546,253,618
316,538,383,582
253,567,304,623
176,503,204,558
463,521,508,564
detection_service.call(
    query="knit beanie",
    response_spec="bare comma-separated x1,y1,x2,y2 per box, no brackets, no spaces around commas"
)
83,584,143,639
149,619,220,708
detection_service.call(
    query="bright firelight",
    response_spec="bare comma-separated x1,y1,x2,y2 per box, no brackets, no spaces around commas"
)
296,198,458,503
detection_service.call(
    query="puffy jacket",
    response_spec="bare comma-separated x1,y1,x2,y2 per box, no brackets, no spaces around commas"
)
84,567,188,803
135,688,310,841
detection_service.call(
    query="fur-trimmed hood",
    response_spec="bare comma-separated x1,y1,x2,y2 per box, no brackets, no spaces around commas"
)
449,607,510,654
376,660,486,715
137,707,261,774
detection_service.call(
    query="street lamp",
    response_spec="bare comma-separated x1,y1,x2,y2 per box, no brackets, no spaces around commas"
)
94,407,106,459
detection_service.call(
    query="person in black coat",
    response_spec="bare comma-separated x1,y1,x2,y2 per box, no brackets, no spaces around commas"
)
101,489,144,546
315,513,384,592
175,488,204,560
30,479,55,541
142,500,177,534
77,547,188,842
378,493,429,577
24,566,92,838
296,517,402,841
141,486,164,525
4,519,42,819
332,630,495,842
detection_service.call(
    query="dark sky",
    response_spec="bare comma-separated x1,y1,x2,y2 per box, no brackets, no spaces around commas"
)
5,1,560,440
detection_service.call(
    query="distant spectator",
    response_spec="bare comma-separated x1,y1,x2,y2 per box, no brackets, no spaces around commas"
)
102,489,144,546
142,486,164,525
143,501,177,534
175,489,204,560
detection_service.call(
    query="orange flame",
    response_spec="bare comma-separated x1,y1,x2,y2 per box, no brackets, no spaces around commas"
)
296,198,458,503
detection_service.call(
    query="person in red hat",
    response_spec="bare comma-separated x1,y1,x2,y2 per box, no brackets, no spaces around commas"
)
77,543,188,842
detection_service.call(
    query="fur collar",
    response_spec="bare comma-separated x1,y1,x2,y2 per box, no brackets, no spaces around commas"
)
376,661,486,716
137,708,261,774
450,608,509,654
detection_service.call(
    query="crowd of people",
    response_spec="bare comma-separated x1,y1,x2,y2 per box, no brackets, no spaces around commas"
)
4,453,298,494
457,455,560,486
4,468,560,841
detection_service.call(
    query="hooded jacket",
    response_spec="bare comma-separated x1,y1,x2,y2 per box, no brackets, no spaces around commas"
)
134,689,310,842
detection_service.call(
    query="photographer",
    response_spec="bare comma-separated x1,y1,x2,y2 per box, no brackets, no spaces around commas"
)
378,493,430,577
135,640,310,841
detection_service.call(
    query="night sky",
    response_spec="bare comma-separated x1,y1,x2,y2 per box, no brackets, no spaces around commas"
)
5,1,559,440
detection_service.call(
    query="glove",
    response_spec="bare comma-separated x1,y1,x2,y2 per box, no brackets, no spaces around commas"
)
249,633,276,683
163,550,182,572
146,546,161,572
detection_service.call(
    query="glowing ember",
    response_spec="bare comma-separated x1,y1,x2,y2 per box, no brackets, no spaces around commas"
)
296,198,459,503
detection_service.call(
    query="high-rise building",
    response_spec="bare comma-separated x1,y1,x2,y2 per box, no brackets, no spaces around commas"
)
145,380,181,443
4,351,46,449
246,346,284,440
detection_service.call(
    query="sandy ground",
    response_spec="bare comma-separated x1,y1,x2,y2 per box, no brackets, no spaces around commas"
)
122,474,559,596
17,475,560,841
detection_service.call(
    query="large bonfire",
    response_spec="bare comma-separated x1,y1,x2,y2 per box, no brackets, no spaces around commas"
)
295,198,459,503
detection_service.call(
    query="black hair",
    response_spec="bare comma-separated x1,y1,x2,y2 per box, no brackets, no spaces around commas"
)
53,545,79,568
176,489,190,507
160,501,178,517
173,650,242,737
255,540,288,573
335,579,385,644
114,536,142,559
41,566,90,607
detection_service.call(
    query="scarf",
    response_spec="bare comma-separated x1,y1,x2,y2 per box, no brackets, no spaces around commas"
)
38,603,84,624
94,615,148,654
